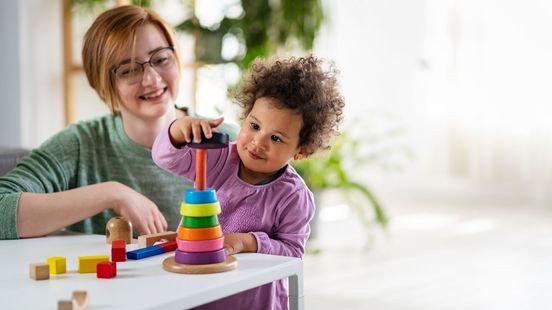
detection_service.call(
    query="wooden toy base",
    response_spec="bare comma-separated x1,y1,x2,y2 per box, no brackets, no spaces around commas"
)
163,255,237,274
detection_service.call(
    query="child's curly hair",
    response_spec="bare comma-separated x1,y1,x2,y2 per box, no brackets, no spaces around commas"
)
234,55,345,156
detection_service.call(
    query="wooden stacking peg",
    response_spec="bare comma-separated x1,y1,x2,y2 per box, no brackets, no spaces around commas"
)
106,216,132,244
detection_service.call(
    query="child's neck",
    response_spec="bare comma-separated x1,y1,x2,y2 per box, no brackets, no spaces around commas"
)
238,162,286,185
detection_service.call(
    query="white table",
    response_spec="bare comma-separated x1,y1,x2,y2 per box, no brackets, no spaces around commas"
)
0,233,304,309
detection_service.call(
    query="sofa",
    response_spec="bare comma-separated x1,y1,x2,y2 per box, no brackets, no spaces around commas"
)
0,146,30,176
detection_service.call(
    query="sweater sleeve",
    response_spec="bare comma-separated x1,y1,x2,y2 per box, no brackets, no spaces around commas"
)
0,127,79,239
250,188,315,258
151,122,195,180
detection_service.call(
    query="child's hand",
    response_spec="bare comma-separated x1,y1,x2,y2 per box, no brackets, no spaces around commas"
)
169,116,224,145
223,233,258,255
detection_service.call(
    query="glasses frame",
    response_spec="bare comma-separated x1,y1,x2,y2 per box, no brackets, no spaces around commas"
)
111,46,175,83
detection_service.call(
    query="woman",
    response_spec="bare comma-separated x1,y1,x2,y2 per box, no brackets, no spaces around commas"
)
0,5,235,239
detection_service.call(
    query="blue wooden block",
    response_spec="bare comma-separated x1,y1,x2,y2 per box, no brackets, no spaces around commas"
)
126,245,165,260
185,188,217,204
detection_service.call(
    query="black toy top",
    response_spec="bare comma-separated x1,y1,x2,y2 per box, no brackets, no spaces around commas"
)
188,132,229,149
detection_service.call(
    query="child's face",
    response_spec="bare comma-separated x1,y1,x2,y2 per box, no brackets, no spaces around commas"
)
237,97,305,181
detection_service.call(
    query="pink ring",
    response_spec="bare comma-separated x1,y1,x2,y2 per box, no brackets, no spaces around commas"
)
176,236,225,253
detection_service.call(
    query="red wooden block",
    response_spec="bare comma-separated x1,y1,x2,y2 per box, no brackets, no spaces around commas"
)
111,239,127,262
156,240,177,252
96,261,116,278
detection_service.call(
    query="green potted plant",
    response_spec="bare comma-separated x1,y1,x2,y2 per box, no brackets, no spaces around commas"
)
291,130,390,242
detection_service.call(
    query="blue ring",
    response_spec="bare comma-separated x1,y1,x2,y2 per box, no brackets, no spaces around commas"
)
184,188,217,204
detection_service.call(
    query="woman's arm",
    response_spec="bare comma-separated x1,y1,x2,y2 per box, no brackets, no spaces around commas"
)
17,181,167,238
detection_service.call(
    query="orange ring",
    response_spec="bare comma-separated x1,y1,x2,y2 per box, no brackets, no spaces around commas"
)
178,225,223,241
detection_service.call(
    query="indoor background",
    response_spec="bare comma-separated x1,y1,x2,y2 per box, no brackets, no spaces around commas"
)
1,0,551,309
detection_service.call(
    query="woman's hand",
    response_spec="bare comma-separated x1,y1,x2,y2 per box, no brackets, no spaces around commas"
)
169,116,224,146
111,182,168,235
223,233,258,255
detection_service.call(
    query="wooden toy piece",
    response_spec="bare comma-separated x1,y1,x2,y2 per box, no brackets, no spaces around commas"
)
106,216,132,244
188,132,229,190
182,215,219,228
58,290,89,310
185,188,217,204
177,225,223,241
96,261,117,279
46,256,66,274
29,263,49,280
137,231,177,248
78,255,109,273
188,132,229,149
72,291,89,310
111,240,126,262
195,149,207,190
156,240,177,252
175,248,226,265
180,201,221,217
163,255,237,274
127,245,165,260
177,236,224,252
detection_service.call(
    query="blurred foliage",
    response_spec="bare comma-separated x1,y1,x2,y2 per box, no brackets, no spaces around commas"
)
292,131,389,229
176,0,324,69
72,0,324,69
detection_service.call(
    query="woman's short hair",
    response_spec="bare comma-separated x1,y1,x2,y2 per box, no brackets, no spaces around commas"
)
82,5,181,114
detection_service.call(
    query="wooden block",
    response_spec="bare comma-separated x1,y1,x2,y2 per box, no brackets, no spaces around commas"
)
46,256,66,274
126,245,165,260
137,231,177,248
29,263,49,280
106,216,132,244
96,261,116,279
156,240,177,252
58,300,73,310
58,290,89,310
111,240,126,262
72,290,89,310
78,255,109,273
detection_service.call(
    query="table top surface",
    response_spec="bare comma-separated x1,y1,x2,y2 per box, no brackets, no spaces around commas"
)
0,233,301,310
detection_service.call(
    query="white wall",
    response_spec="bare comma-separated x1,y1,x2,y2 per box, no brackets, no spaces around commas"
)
0,0,22,147
19,0,65,148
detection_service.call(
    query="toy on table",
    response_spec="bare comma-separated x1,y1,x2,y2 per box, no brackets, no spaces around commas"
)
29,262,49,280
105,216,132,244
163,132,238,274
46,256,67,274
57,290,89,310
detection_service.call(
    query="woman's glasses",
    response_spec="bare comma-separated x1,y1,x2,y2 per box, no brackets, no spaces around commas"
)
112,46,175,84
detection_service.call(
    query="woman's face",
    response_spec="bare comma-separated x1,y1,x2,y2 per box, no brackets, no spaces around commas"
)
113,23,180,121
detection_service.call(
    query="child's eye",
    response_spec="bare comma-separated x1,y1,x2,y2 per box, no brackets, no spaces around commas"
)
250,122,260,130
271,135,283,143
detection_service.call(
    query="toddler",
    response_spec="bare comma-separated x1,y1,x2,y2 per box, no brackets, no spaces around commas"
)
152,55,345,310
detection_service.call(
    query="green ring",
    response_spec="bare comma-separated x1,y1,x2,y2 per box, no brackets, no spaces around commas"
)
182,216,219,228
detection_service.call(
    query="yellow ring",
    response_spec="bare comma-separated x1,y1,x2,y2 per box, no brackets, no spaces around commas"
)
180,201,221,217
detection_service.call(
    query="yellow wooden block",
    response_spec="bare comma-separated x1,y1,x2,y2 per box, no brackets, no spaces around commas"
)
78,255,109,273
46,256,66,274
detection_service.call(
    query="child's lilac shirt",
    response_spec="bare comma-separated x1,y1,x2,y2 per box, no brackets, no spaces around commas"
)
152,124,315,310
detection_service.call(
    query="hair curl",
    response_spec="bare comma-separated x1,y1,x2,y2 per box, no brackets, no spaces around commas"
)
234,55,345,156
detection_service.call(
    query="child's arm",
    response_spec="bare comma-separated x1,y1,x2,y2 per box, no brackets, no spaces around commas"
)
152,116,224,179
224,189,315,258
